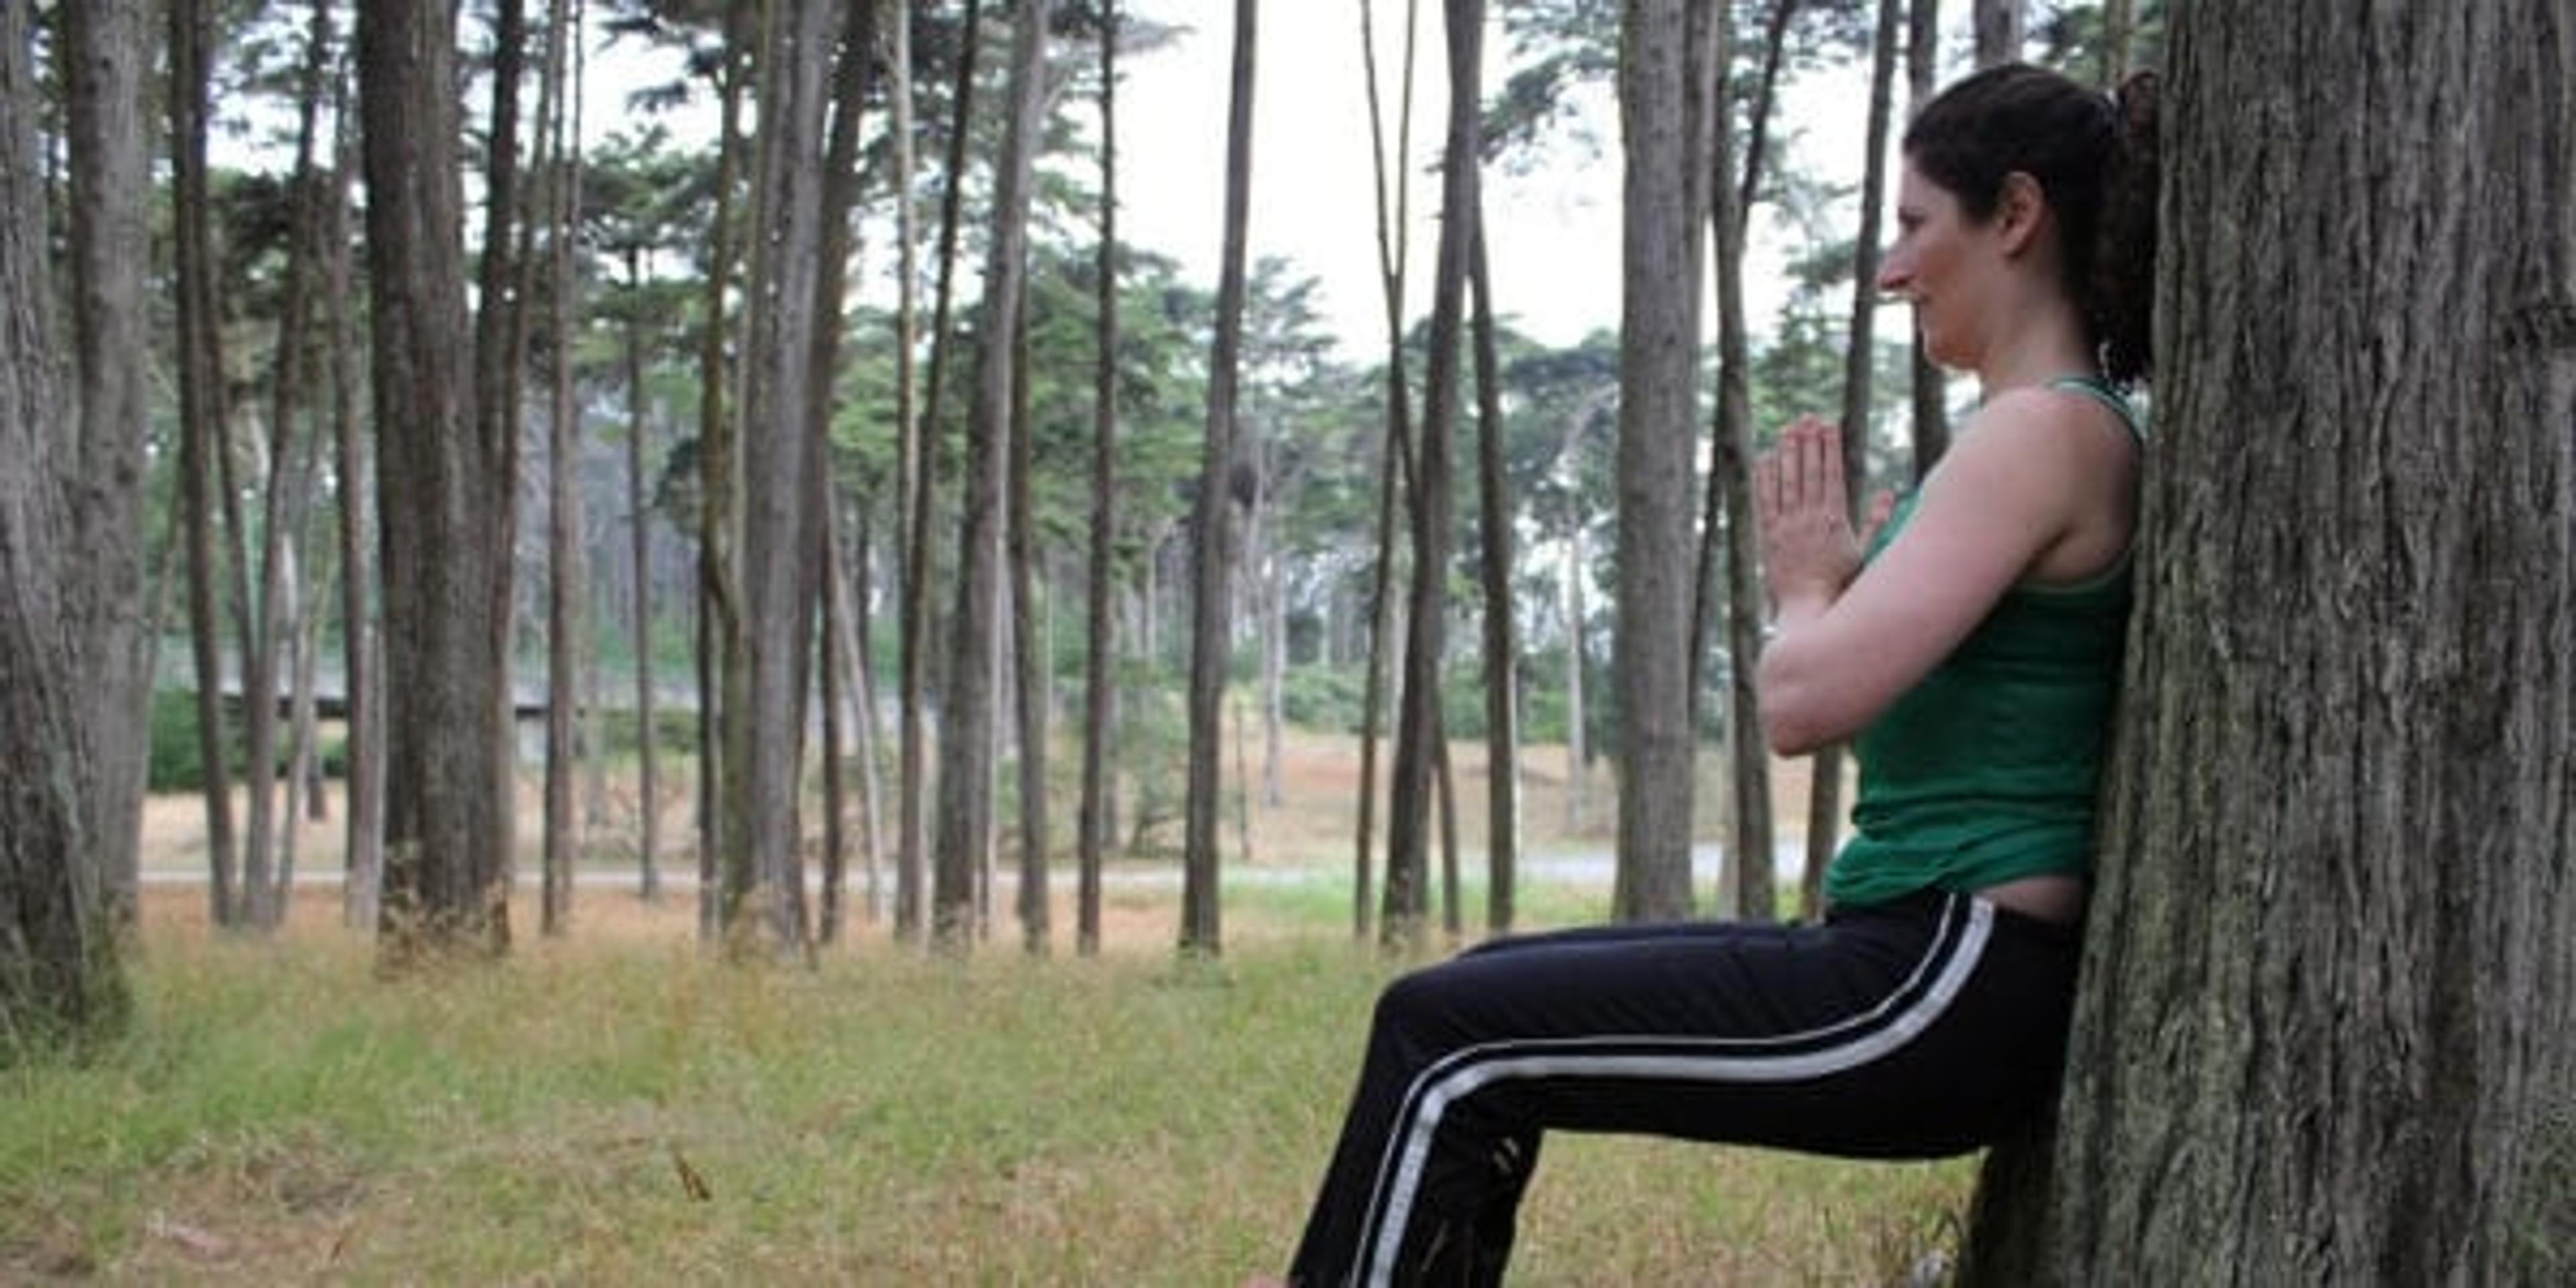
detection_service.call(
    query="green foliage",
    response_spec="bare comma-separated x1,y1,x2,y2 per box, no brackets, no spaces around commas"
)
1279,665,1370,737
591,706,700,764
146,690,337,793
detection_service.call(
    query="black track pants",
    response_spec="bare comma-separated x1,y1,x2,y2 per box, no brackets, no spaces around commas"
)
1282,892,2080,1287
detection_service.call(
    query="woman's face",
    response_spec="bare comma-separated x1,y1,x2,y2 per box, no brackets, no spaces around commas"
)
1876,161,1988,369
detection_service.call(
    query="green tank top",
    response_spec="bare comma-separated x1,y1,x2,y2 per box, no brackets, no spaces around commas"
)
1823,377,2144,908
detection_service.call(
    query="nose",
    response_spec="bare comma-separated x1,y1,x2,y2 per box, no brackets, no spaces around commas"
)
1875,253,1911,296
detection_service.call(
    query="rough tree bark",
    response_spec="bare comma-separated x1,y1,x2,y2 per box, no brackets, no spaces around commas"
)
360,0,515,959
168,0,239,928
60,0,154,932
1469,219,1519,936
1383,0,1481,951
1179,0,1257,957
1,0,131,1055
936,0,1055,953
1350,0,1419,944
1611,0,1705,921
902,0,981,946
1961,4,2575,1281
1077,0,1122,958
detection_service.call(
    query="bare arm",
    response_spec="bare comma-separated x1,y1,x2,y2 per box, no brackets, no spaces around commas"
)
1752,394,2128,755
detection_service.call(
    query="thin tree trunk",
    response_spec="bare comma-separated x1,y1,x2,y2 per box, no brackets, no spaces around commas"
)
169,0,237,928
904,0,981,947
1468,219,1519,936
821,493,850,946
1387,0,1479,951
1611,0,1706,922
851,515,887,923
694,5,751,947
1560,472,1588,833
621,244,660,904
1693,0,1776,921
1972,0,2020,66
1798,0,1902,920
1180,0,1258,958
1906,0,1948,478
1076,0,1122,958
470,0,531,946
538,0,583,938
2096,0,2134,85
808,0,885,949
1350,0,1420,944
327,45,382,930
1010,296,1050,956
936,0,1053,953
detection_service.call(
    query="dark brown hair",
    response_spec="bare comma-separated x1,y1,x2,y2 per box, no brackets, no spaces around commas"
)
1903,63,2161,386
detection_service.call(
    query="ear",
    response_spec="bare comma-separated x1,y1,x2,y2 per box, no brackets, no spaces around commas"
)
1993,171,2050,257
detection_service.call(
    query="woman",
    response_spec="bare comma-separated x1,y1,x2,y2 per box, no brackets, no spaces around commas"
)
1265,62,2160,1287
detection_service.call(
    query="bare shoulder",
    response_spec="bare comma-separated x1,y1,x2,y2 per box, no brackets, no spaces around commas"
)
1938,384,2139,582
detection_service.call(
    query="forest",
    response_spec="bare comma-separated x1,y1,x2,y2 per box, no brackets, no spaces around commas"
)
3,0,2569,1282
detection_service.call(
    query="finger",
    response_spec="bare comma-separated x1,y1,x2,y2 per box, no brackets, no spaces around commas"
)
1817,421,1847,519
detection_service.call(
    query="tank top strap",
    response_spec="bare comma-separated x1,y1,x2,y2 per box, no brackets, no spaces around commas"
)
2045,374,2146,445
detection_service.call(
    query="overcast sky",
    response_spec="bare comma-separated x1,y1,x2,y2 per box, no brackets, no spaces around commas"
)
565,4,1894,361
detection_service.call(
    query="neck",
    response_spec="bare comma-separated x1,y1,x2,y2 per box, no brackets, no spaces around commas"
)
1974,284,2096,397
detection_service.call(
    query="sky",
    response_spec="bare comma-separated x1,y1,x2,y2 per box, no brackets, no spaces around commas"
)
1107,1,1882,360
563,4,1900,364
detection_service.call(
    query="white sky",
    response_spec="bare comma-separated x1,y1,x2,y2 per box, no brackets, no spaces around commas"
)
566,3,1903,362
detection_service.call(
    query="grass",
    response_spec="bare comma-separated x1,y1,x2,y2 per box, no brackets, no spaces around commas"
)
48,732,1967,1282
0,887,1977,1285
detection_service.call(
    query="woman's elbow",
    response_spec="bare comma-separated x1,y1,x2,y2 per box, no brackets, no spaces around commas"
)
1760,704,1832,759
1755,665,1834,758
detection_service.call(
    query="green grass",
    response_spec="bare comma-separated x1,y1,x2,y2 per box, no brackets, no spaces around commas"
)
0,890,1976,1284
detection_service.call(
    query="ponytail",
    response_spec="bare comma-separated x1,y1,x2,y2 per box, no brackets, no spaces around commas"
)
2091,71,2159,386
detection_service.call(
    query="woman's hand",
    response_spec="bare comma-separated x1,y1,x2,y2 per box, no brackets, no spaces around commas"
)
1754,415,1865,620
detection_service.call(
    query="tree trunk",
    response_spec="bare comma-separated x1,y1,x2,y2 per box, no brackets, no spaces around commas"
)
168,0,239,929
1962,6,2576,1281
1351,0,1421,945
1384,0,1479,951
1180,0,1257,959
1799,0,1902,920
851,515,888,924
903,0,980,947
1905,0,1948,479
3,0,131,1055
936,0,1053,953
1560,461,1589,833
1693,3,1778,924
1009,305,1051,957
61,0,154,932
539,0,583,939
1971,0,2019,66
1469,221,1519,936
2096,0,2134,86
695,5,752,947
472,0,531,940
821,493,850,947
361,0,515,960
621,244,660,905
327,45,382,930
1611,0,1705,922
725,0,838,959
1076,0,1122,959
808,0,885,951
